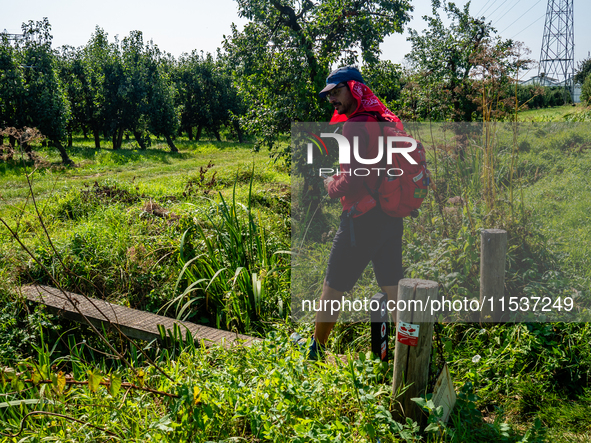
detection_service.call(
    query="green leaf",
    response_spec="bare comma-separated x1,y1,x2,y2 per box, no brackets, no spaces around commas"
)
51,371,66,395
411,397,427,408
444,339,453,354
425,422,440,432
109,374,122,396
87,369,103,393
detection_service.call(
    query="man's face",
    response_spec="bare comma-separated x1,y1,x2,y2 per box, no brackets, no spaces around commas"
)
327,83,357,117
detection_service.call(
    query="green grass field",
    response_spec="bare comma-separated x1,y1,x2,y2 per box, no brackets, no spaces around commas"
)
517,103,586,122
1,115,591,442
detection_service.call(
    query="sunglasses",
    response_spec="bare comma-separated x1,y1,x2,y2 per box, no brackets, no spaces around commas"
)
325,84,347,100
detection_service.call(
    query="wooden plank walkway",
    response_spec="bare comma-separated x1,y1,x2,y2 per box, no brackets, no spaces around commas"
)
22,285,255,348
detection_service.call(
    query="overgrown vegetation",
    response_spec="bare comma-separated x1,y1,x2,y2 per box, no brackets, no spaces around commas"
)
1,108,590,441
2,0,591,440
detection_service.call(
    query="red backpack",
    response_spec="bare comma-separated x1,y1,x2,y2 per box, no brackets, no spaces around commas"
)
374,124,430,218
352,113,431,218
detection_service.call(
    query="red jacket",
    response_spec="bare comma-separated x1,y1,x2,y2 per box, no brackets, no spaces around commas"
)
327,113,383,213
326,80,403,214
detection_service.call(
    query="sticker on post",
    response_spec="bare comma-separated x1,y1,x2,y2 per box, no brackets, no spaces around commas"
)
397,321,420,346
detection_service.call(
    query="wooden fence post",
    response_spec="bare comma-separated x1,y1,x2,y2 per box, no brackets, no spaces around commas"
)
392,278,439,424
480,229,507,322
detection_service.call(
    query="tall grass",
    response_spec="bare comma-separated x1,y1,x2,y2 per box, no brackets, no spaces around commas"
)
0,329,550,442
167,170,290,333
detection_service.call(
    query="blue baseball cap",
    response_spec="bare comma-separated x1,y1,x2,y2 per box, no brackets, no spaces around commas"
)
319,66,365,98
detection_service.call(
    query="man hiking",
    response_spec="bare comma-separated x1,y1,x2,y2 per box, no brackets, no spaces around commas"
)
296,66,406,360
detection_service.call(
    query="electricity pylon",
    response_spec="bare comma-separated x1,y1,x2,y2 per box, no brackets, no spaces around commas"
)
538,0,575,102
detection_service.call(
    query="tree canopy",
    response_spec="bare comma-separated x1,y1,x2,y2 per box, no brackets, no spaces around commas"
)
1,18,72,163
404,0,528,121
224,0,412,156
574,57,591,86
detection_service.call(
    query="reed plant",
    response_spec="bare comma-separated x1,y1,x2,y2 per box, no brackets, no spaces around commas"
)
167,169,290,333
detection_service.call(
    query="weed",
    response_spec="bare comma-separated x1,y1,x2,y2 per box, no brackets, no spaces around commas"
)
168,171,290,333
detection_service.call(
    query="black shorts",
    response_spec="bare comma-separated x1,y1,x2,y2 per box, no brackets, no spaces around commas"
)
325,207,404,292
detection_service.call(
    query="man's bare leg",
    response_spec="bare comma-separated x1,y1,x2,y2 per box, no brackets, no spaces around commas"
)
313,281,344,346
381,285,398,323
314,284,398,346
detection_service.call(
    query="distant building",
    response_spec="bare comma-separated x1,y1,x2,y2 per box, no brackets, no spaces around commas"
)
519,75,582,103
520,75,561,87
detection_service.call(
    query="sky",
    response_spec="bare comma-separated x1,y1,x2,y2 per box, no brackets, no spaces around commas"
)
3,0,590,81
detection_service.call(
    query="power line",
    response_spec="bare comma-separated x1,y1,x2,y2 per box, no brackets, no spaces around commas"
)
485,0,511,22
476,0,497,17
478,0,502,17
510,12,546,39
490,0,524,27
500,0,544,34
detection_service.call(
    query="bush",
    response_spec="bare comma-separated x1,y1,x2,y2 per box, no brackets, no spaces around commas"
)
515,84,572,109
581,74,591,105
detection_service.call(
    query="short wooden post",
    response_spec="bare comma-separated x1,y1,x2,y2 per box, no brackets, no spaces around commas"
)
480,229,507,322
392,278,439,424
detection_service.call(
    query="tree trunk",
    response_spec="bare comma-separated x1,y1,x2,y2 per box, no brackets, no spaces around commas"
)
67,132,73,147
214,128,221,142
133,131,147,150
187,126,193,141
113,127,124,150
196,125,202,141
82,127,88,140
53,140,73,165
117,127,124,149
93,127,101,149
165,134,178,153
233,121,244,143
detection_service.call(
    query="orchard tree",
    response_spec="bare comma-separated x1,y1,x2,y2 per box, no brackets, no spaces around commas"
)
106,31,178,151
118,31,151,149
17,18,72,164
405,1,532,122
218,53,247,143
224,0,412,157
175,52,216,141
361,60,404,108
225,0,412,217
81,27,116,149
174,51,243,142
57,46,90,146
0,35,26,132
405,0,498,121
145,49,179,152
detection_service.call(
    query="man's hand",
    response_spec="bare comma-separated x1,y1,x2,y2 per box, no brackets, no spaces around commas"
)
323,176,334,192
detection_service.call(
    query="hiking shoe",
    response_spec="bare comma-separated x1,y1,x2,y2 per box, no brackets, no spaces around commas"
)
290,332,326,361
